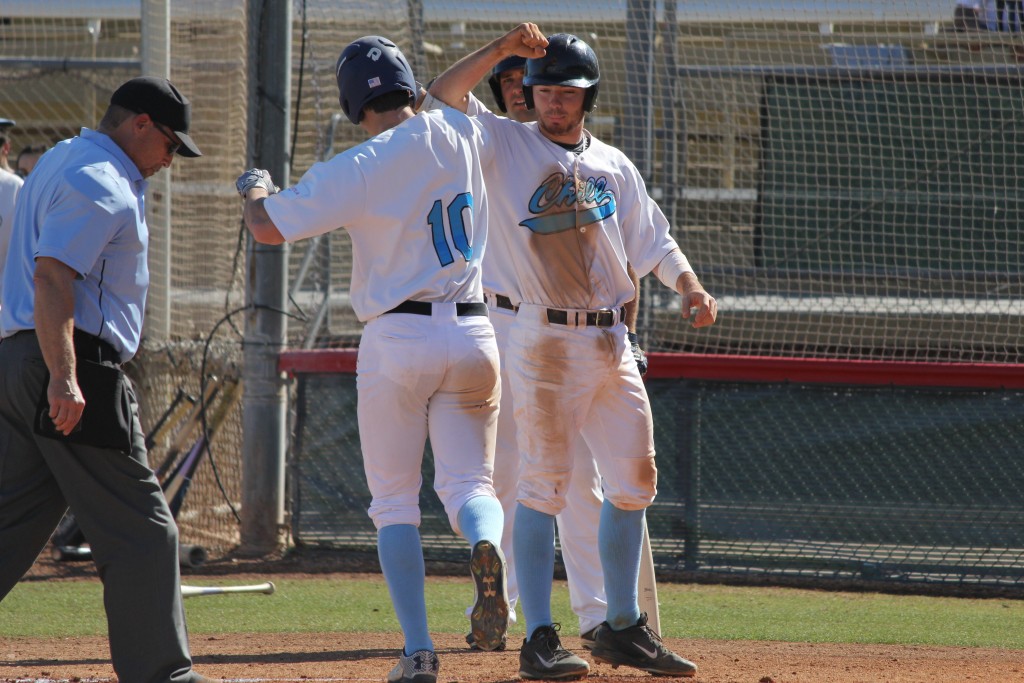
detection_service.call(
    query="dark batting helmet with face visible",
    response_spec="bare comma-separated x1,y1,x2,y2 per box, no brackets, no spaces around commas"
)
487,55,527,113
336,36,416,125
523,33,600,112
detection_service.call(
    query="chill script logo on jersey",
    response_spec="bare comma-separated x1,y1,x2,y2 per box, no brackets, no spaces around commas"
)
519,171,616,235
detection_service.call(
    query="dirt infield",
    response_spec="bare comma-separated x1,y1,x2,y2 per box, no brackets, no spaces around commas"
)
2,628,1023,682
8,552,1024,682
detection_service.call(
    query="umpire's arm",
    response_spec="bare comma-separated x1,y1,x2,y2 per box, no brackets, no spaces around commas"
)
34,257,86,435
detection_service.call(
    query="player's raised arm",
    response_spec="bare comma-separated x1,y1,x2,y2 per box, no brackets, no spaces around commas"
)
236,168,285,245
428,23,547,112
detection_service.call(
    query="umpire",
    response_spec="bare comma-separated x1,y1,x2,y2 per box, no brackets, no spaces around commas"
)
0,77,211,683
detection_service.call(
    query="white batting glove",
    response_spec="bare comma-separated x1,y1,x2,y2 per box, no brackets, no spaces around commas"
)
235,168,279,198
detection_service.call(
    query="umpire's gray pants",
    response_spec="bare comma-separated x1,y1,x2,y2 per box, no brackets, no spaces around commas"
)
0,331,198,683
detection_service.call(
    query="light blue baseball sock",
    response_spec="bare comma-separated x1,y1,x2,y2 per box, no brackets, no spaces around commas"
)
513,503,556,639
378,524,433,654
599,500,644,630
456,494,504,547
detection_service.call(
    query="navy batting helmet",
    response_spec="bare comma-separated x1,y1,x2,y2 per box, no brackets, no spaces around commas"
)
487,55,527,113
336,36,416,125
523,33,600,112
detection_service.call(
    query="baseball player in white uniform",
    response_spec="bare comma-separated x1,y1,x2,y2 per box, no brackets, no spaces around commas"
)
0,119,24,307
236,36,526,683
429,25,716,680
430,54,646,651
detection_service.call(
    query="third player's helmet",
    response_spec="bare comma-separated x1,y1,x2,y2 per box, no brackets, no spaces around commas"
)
523,33,600,112
487,55,527,113
336,36,416,125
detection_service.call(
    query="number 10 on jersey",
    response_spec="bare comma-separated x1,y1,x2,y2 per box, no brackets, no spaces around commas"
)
428,192,473,267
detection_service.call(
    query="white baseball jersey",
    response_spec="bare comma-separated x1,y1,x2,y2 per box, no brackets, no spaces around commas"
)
451,94,686,518
466,94,680,311
264,106,503,534
0,168,24,307
264,107,494,321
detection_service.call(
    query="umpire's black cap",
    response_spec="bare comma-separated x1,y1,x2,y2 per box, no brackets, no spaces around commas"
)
111,77,202,157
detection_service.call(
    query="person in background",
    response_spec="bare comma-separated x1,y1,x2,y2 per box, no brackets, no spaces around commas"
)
16,143,49,178
0,118,24,310
0,119,16,173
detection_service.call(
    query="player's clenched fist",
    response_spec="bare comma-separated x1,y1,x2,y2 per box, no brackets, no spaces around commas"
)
500,23,548,59
235,168,279,198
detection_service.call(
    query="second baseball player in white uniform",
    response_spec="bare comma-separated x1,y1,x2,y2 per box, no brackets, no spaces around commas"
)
430,25,717,680
237,36,524,683
431,55,643,650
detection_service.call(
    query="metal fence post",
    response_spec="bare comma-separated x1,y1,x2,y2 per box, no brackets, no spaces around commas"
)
240,0,291,554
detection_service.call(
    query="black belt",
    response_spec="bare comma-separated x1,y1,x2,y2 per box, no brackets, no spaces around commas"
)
546,306,625,329
486,293,518,312
385,300,488,317
7,328,121,364
73,329,121,364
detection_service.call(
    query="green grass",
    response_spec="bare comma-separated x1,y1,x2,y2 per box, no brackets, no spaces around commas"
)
2,576,1022,649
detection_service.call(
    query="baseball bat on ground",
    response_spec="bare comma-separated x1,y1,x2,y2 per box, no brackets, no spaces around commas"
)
52,542,209,568
181,581,276,598
638,516,661,637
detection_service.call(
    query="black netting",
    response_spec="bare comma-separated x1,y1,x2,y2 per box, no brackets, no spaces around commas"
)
292,368,1024,590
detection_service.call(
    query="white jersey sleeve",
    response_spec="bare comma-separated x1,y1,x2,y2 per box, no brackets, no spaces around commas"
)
264,109,494,321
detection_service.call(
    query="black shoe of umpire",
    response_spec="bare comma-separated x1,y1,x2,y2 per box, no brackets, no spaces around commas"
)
590,613,697,677
518,624,590,680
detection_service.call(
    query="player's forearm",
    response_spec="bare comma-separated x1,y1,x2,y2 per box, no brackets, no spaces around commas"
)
429,44,503,112
242,192,286,245
625,262,640,332
653,248,693,293
429,23,547,111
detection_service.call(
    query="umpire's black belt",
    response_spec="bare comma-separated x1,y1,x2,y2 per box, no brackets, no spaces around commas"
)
7,328,121,365
546,306,626,329
385,300,488,317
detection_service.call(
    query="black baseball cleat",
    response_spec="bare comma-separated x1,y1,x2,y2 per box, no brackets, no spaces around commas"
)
466,630,508,651
579,626,598,650
469,540,510,652
590,613,697,677
519,624,590,680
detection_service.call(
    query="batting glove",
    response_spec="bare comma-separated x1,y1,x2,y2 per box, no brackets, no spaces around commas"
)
628,332,648,376
235,168,279,198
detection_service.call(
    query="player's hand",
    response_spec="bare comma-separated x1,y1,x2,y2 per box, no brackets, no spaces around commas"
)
501,23,548,60
627,332,648,376
678,273,718,328
235,168,279,198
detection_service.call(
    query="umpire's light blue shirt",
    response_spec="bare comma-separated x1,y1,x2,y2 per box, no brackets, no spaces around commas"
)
0,128,149,363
